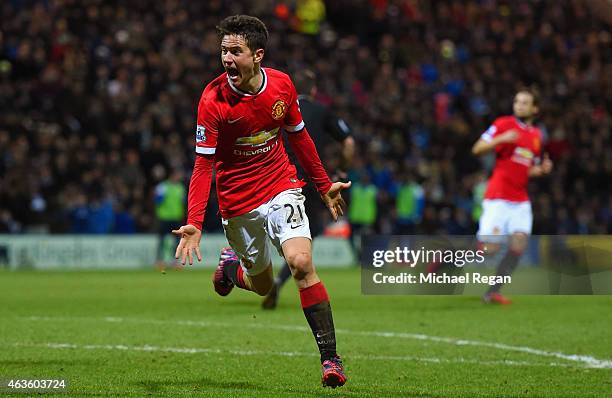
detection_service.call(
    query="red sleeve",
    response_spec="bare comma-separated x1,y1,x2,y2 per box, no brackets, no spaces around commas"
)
195,94,220,155
480,118,504,142
283,77,305,132
186,154,214,231
481,118,511,155
286,127,332,194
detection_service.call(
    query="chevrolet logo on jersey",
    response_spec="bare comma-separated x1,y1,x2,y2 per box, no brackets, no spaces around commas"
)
235,127,279,147
511,147,534,166
233,141,278,156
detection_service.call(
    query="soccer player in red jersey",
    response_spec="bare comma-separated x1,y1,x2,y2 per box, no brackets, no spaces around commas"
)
171,15,349,387
472,88,553,304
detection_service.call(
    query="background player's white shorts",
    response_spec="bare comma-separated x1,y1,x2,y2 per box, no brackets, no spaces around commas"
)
222,188,311,276
477,199,532,243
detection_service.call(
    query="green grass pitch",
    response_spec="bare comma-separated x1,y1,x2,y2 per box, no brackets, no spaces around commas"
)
1,267,611,397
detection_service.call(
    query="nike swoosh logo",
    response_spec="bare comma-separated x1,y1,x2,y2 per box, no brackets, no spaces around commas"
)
228,117,244,124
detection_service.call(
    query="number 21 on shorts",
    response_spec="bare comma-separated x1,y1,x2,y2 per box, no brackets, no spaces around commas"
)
284,203,305,228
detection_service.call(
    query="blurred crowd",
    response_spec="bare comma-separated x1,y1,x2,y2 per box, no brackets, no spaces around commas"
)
0,0,610,235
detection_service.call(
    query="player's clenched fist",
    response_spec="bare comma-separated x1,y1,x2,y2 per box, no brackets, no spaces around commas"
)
541,153,553,174
172,224,202,266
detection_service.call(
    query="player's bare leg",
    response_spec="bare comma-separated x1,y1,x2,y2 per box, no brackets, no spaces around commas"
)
282,237,346,388
283,238,319,289
213,247,273,296
482,232,528,304
241,264,273,296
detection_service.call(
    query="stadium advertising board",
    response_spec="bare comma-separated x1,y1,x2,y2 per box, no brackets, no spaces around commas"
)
0,235,354,270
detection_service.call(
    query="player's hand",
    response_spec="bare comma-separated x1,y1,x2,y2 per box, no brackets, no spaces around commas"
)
322,181,352,222
495,130,519,144
541,153,553,175
172,224,202,266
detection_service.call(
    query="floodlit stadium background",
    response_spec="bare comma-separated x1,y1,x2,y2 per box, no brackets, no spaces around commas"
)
1,0,610,237
1,1,611,397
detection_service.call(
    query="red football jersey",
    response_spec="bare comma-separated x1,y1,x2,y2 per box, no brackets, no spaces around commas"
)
191,67,324,220
481,116,542,202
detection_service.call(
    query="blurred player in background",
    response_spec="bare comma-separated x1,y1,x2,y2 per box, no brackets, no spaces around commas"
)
154,168,185,272
262,69,354,310
472,88,553,304
171,15,350,387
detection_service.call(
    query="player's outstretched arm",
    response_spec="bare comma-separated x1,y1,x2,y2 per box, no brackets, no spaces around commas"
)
286,127,333,193
472,130,518,156
172,224,202,266
286,128,351,221
321,181,352,221
174,154,214,265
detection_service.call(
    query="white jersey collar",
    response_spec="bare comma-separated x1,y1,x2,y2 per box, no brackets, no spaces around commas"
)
227,68,267,97
514,116,531,129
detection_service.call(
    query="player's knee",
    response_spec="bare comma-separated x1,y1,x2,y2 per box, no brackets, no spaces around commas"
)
509,232,528,254
286,252,312,280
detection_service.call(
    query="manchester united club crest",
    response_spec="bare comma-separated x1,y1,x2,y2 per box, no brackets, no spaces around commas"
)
271,100,287,120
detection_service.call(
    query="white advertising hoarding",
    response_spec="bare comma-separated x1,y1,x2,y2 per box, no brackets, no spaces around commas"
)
0,235,354,270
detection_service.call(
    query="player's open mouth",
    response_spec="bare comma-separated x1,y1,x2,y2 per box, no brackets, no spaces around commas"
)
226,68,240,81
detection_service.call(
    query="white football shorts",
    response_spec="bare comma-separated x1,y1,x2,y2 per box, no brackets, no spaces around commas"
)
477,199,533,243
222,188,311,276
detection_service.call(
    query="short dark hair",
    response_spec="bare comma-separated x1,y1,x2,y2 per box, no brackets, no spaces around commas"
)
516,86,540,107
293,69,317,95
216,15,269,52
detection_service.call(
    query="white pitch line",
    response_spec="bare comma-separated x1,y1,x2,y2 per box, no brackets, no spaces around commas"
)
21,315,612,369
7,342,571,368
346,330,612,370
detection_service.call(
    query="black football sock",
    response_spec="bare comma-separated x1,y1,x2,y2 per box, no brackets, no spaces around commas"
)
299,282,337,363
487,250,521,294
223,261,249,290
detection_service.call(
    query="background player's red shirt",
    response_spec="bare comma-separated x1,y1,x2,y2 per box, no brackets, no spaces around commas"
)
480,116,542,202
188,67,330,226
